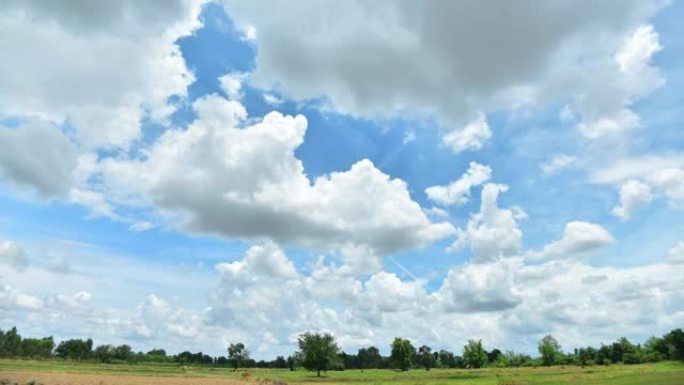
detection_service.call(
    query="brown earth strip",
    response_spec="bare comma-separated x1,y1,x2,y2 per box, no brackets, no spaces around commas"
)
0,370,251,385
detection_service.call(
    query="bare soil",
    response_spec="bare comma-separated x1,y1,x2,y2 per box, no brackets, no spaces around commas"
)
0,370,250,385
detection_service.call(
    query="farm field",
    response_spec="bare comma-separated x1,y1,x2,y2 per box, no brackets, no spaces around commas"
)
1,359,683,385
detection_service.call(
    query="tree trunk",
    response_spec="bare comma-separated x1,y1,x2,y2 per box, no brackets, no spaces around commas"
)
317,369,321,377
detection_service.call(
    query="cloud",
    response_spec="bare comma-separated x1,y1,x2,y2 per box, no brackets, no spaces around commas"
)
441,113,492,153
0,121,78,198
425,162,492,206
402,130,416,144
94,94,454,254
219,71,248,100
449,183,525,262
224,1,663,137
581,274,608,285
262,93,283,106
611,179,653,220
590,153,684,184
361,272,426,312
436,258,522,312
649,168,684,206
0,0,202,148
527,221,615,260
2,236,684,358
539,154,578,175
668,242,684,264
592,154,684,217
0,240,30,272
216,243,297,279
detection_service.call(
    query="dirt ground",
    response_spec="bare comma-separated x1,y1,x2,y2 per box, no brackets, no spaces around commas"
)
0,371,251,385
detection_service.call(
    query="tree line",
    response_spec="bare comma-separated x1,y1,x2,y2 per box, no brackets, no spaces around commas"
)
1,326,683,374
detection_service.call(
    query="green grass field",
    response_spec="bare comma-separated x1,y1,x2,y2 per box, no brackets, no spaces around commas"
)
1,359,683,385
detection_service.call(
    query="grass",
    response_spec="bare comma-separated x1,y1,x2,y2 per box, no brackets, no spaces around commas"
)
0,359,683,385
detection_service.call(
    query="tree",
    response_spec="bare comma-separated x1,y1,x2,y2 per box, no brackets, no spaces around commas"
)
227,342,250,371
538,335,561,366
273,355,288,369
487,348,502,364
577,347,597,367
462,339,488,369
664,329,684,361
287,355,297,371
55,338,93,360
0,327,21,357
418,345,436,370
94,345,114,363
503,351,531,367
358,346,382,370
390,338,414,371
438,349,457,368
298,333,340,376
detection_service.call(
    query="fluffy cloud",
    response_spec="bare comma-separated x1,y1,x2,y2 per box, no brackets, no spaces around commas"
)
649,168,684,205
668,242,684,264
449,184,525,262
441,114,492,153
0,0,202,148
527,221,615,260
2,236,684,358
0,121,78,198
575,24,662,138
93,94,453,254
436,258,522,312
425,162,492,206
593,155,684,218
219,72,248,100
224,0,663,137
0,240,30,272
612,180,653,220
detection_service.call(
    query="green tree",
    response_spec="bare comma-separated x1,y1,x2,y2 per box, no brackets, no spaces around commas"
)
438,349,457,368
55,338,93,360
94,345,114,363
538,335,561,366
358,346,382,370
418,345,436,370
298,333,340,376
227,342,250,371
0,327,21,357
664,329,684,361
462,339,488,369
390,337,414,371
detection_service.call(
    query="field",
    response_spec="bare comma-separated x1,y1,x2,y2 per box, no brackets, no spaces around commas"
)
1,359,683,385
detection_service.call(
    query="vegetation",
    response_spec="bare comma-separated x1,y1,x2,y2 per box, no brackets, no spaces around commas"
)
538,334,562,366
297,332,340,376
463,339,488,369
1,359,684,385
227,342,250,371
1,326,684,373
390,338,414,371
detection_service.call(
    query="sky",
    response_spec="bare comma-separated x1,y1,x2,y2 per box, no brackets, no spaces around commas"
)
0,0,683,359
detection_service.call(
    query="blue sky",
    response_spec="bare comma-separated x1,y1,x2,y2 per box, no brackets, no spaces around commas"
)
1,1,683,358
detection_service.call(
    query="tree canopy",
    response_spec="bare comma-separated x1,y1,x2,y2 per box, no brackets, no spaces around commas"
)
297,332,340,376
390,337,415,371
227,342,250,371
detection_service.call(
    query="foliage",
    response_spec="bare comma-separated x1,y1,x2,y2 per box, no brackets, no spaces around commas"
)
538,335,561,366
1,325,684,372
417,345,436,370
358,346,383,370
227,342,250,371
297,332,340,376
390,338,414,371
55,338,93,360
462,339,488,369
